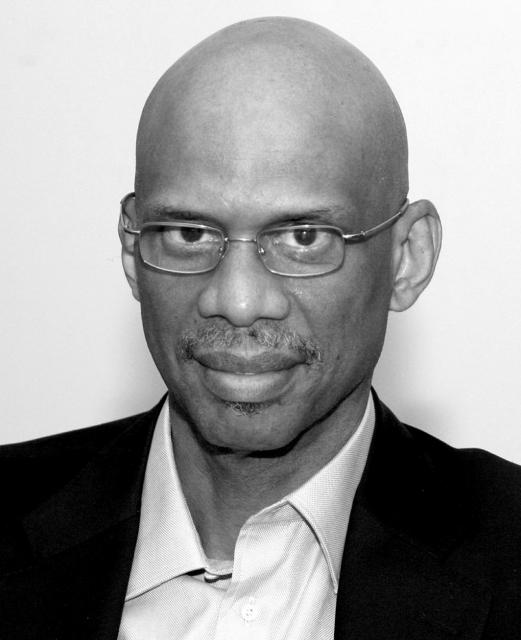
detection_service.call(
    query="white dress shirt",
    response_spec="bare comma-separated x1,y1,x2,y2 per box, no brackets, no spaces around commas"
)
118,395,375,640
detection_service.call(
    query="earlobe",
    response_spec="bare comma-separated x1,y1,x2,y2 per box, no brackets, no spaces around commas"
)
389,199,442,312
121,247,141,302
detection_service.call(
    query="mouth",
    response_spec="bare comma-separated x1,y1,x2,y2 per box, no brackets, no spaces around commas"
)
192,350,305,403
194,350,304,374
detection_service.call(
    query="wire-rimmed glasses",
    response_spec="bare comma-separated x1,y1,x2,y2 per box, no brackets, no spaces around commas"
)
119,192,409,277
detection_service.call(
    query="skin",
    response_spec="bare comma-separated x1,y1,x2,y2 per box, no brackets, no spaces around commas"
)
121,17,442,559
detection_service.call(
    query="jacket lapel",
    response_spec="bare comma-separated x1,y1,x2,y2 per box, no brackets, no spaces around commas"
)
335,395,491,640
0,401,162,640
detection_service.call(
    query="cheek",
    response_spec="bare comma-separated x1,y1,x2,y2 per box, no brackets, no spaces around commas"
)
290,252,392,366
137,269,202,365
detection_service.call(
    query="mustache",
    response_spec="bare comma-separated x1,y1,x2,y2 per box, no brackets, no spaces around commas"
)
178,322,323,366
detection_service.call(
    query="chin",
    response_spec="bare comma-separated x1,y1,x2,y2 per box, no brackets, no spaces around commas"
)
196,401,306,454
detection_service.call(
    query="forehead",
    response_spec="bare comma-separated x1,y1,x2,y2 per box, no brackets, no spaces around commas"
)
136,23,409,230
136,40,398,229
138,160,364,233
138,111,370,230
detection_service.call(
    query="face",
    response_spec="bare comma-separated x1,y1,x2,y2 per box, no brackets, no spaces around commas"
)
131,71,396,453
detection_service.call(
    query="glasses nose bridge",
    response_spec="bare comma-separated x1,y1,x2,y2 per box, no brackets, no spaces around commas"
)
221,235,266,263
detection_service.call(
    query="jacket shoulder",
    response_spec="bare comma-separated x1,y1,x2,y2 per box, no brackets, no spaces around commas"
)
0,410,150,459
402,420,521,536
0,407,158,517
370,397,521,536
406,422,521,492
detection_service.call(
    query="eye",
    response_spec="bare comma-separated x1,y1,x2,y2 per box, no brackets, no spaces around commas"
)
275,226,331,250
161,225,218,247
179,226,206,243
291,228,317,246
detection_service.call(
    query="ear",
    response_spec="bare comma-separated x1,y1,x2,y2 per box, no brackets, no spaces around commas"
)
389,199,442,312
118,195,141,302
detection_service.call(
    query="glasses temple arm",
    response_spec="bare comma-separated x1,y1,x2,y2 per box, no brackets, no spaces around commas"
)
342,198,409,243
119,191,140,235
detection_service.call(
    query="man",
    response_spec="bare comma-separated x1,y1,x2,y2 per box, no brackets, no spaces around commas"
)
1,16,520,640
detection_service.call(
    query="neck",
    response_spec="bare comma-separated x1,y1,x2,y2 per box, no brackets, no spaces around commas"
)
170,382,371,560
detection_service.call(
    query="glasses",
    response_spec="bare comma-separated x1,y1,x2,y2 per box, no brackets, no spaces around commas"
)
120,192,408,278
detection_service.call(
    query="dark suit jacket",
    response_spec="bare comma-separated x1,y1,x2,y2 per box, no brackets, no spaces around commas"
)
1,393,521,639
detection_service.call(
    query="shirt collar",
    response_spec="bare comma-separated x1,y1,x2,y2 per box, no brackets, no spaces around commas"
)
125,399,206,600
126,393,374,599
286,394,375,592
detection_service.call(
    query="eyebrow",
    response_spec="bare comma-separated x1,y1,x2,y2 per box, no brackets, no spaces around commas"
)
145,204,350,225
146,207,208,221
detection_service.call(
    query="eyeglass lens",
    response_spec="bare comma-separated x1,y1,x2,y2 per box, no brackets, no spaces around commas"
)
259,227,344,275
140,224,224,273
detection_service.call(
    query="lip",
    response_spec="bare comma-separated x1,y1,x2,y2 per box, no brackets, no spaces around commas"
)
194,350,304,374
193,350,304,402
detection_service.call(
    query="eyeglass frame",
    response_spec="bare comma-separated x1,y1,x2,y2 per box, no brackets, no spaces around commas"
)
119,192,409,278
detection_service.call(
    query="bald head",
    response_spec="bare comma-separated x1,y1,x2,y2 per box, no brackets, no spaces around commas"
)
135,17,408,224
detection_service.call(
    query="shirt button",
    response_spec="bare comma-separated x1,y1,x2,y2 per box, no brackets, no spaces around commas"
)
241,597,259,622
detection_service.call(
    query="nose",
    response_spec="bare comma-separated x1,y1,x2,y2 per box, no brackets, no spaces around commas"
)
197,240,290,327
